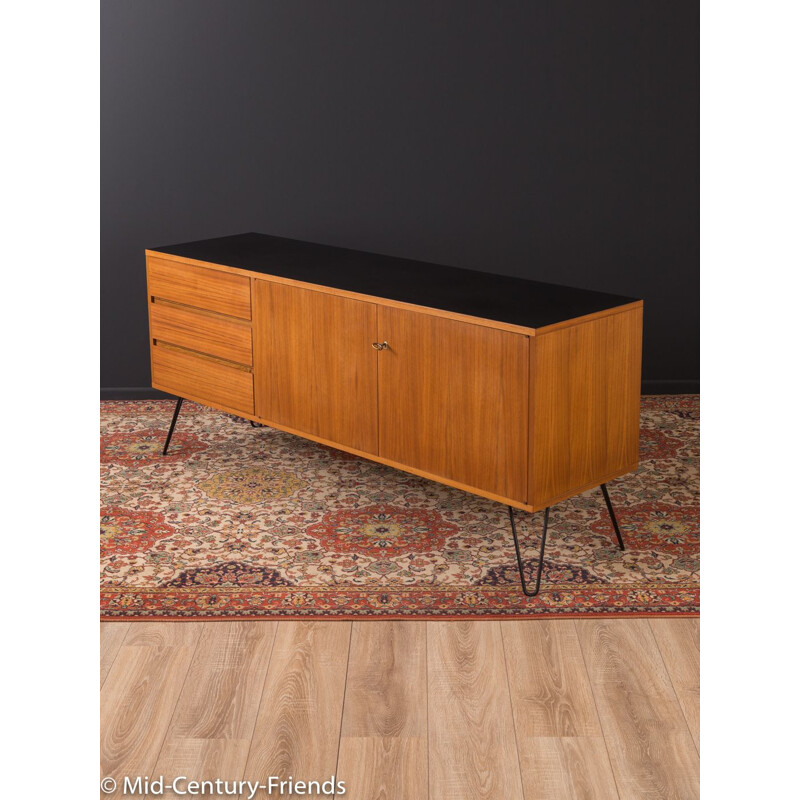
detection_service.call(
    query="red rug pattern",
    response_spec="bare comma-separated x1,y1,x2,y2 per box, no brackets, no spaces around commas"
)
100,396,699,618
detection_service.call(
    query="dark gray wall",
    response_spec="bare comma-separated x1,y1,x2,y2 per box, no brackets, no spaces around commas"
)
102,0,698,394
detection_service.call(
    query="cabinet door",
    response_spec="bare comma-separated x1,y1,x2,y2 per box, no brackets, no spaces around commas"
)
377,307,529,503
253,281,378,454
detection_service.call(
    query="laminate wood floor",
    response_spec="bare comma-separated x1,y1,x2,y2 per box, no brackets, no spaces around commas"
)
101,619,699,800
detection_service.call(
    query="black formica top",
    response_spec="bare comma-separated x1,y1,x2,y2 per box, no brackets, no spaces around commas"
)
150,233,639,330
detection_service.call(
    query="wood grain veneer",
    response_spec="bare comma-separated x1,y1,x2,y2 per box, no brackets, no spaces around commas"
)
150,300,253,366
147,248,643,339
378,307,529,504
253,279,379,454
148,256,251,320
140,380,538,510
147,247,543,336
146,243,643,512
152,344,254,416
530,303,643,511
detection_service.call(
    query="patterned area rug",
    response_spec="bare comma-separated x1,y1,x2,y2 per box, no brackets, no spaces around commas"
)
100,396,699,619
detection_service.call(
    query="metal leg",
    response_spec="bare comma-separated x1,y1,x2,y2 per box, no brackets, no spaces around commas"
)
600,483,626,551
508,505,550,597
508,484,626,595
162,398,183,455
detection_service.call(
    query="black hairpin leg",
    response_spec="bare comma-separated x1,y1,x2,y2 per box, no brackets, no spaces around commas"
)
600,483,626,551
162,397,183,455
508,483,626,596
508,505,550,597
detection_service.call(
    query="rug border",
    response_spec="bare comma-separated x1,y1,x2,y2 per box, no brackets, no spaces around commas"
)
101,610,699,622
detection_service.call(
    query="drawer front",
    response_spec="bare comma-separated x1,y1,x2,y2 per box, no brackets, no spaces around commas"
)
152,344,254,414
147,257,251,319
150,301,253,366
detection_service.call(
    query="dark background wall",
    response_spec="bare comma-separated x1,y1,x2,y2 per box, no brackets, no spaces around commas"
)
102,0,698,395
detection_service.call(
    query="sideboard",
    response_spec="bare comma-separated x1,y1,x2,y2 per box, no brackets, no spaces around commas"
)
146,232,643,595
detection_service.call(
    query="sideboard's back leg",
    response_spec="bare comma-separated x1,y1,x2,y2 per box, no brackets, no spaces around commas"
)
162,397,183,455
600,483,626,551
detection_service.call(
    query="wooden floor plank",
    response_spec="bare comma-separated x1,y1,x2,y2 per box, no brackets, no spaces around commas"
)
101,622,130,688
502,620,618,799
501,619,602,737
427,621,524,800
166,621,277,741
100,623,203,800
340,621,427,738
576,620,699,800
123,623,203,647
338,738,426,800
649,618,700,752
98,618,698,800
516,737,619,800
337,621,427,799
241,621,351,800
151,739,251,799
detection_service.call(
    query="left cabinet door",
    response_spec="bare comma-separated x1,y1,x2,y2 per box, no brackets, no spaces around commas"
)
252,280,379,455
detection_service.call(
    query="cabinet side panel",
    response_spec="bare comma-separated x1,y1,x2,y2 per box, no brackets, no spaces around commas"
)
252,279,379,455
530,305,642,509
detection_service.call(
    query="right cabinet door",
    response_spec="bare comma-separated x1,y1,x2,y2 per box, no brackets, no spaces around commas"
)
377,306,529,503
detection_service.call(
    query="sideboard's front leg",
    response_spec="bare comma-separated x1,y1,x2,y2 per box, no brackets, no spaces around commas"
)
162,397,183,455
508,485,627,596
508,505,550,597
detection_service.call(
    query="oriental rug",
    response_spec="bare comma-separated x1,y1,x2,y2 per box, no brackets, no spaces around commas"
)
100,395,699,619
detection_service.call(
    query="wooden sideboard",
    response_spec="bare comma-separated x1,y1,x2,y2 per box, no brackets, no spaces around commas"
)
147,232,642,512
146,233,642,594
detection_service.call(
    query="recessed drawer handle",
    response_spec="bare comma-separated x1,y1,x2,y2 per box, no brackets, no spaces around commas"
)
372,341,389,350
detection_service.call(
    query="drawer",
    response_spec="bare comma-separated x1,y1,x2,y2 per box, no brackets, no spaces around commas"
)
152,344,254,414
147,257,251,319
150,300,252,365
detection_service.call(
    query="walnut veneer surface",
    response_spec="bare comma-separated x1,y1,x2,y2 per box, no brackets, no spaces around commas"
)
146,233,643,512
